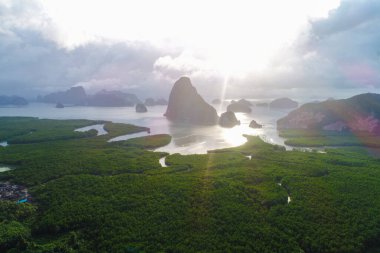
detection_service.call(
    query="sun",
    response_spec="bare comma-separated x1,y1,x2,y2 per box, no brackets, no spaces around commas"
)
40,0,340,75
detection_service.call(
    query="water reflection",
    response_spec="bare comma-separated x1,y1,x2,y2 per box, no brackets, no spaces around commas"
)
0,166,11,172
75,124,108,136
159,156,168,167
0,103,294,154
108,131,150,142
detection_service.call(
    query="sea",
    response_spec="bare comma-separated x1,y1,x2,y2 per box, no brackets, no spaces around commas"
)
0,102,295,154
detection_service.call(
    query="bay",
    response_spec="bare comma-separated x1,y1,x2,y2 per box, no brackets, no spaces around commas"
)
0,102,293,154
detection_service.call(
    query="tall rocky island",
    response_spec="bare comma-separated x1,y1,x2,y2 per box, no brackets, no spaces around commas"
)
165,77,219,125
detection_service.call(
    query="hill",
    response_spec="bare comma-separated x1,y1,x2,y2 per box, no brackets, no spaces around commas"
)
0,96,28,106
38,87,142,107
278,93,380,134
277,93,380,147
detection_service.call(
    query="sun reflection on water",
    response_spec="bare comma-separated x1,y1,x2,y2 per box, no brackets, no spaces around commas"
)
222,127,247,146
221,112,263,147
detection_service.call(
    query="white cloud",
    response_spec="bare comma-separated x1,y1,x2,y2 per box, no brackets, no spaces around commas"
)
1,0,380,100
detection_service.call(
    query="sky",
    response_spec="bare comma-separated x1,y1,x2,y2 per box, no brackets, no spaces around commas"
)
0,0,380,100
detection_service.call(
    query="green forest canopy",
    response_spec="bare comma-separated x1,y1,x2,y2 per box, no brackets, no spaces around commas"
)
0,117,379,252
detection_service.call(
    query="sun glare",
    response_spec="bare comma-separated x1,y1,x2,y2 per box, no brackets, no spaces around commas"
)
40,0,340,76
222,127,247,147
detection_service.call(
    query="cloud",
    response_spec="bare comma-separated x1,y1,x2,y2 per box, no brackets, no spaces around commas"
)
0,0,380,101
0,0,172,98
311,0,380,37
295,0,380,89
0,28,164,96
153,52,229,98
154,52,222,83
235,0,380,99
152,0,380,97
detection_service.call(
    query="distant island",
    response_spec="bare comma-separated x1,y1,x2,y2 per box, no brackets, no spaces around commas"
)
55,102,64,108
38,86,87,105
227,99,252,113
37,87,142,107
144,98,168,106
37,86,170,108
0,95,28,106
87,90,141,107
136,103,148,113
270,97,298,109
219,111,240,128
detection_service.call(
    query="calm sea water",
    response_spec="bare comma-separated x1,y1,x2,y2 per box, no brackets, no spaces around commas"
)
0,103,293,154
